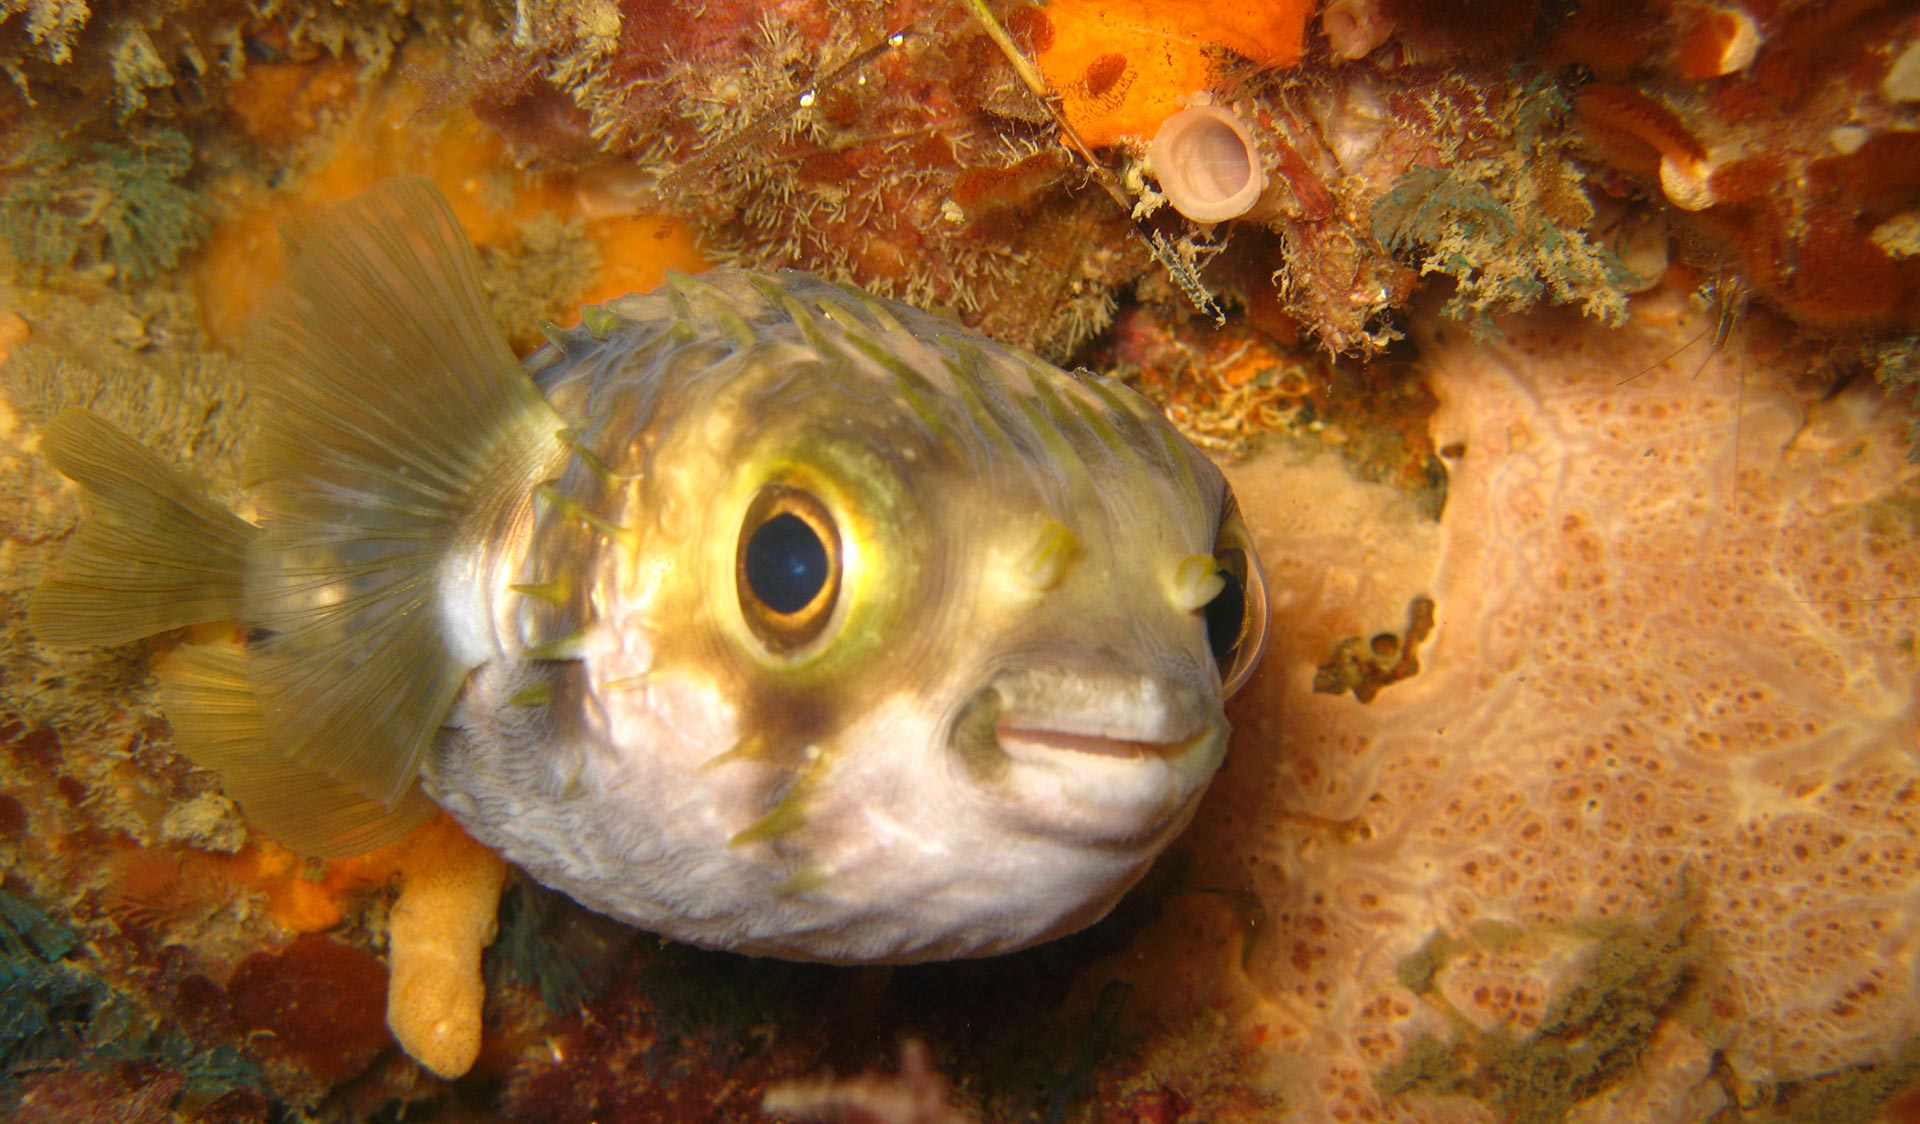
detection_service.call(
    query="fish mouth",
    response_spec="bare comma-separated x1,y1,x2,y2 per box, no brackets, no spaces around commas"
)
994,720,1203,762
957,674,1228,844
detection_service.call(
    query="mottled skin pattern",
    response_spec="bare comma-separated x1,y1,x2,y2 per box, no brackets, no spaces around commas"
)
426,270,1267,961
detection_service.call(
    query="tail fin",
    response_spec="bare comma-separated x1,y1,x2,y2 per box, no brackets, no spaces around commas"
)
28,408,257,647
29,412,437,855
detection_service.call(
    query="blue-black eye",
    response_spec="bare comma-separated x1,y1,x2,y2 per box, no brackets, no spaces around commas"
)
1204,567,1246,664
737,487,841,652
745,514,828,613
1208,503,1269,697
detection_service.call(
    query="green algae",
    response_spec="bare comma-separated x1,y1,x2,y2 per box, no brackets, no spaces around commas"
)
1371,162,1636,340
1,130,208,283
0,888,88,1073
0,890,264,1112
487,880,634,1015
1871,335,1920,463
1378,899,1707,1124
1367,74,1638,340
1396,929,1459,996
1738,1036,1920,1124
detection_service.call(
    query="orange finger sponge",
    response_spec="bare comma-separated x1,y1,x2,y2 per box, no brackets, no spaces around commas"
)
384,815,510,1080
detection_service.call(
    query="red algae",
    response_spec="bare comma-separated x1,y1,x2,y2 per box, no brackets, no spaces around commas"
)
1381,0,1541,57
227,934,393,1084
0,793,25,838
14,1064,187,1124
498,968,796,1124
1574,83,1709,173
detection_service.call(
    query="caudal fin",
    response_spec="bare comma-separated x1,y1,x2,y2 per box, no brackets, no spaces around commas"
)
29,408,257,647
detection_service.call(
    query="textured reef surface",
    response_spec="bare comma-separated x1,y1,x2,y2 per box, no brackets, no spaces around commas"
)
2,0,1919,1121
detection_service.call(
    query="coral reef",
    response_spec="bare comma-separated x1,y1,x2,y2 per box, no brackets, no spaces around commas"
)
1552,1,1920,336
461,0,1148,358
2,0,1919,1120
0,887,269,1120
0,0,477,135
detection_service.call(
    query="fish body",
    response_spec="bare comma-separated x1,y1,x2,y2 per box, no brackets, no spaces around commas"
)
30,178,1267,963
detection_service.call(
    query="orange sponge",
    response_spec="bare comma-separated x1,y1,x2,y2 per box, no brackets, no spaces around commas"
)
1029,0,1311,147
196,63,703,351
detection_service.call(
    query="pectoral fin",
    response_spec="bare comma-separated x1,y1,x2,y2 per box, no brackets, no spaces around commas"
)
160,640,438,858
242,176,564,807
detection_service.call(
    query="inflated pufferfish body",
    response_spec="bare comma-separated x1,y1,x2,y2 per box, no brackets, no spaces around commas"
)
30,177,1268,963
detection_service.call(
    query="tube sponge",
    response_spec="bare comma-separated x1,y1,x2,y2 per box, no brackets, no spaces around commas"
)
384,816,509,1079
1150,104,1268,223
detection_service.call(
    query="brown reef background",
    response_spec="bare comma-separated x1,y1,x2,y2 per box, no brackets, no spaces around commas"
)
1,0,1918,1121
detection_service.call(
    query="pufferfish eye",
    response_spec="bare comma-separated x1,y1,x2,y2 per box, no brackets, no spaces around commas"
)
1204,567,1246,662
737,486,842,652
1207,505,1269,696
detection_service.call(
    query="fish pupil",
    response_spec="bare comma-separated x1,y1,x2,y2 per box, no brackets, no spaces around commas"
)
1204,570,1246,663
746,513,829,614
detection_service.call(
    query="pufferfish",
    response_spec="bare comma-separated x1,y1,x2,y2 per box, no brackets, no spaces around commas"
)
29,176,1268,964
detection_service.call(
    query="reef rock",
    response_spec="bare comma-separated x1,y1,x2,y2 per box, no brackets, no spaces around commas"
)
1109,297,1920,1121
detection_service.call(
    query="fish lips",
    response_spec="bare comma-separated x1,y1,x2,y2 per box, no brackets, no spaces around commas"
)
953,670,1230,845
